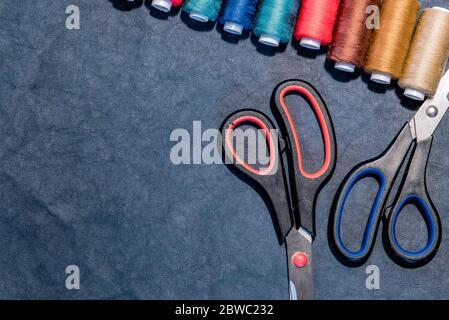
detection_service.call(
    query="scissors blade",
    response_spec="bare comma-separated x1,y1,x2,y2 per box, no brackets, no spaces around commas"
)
286,227,313,300
411,70,449,142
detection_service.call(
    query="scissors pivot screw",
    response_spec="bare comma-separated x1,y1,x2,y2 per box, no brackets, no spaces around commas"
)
292,252,308,268
426,106,438,118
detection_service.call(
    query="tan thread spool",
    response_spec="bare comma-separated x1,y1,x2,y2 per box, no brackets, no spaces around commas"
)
365,0,420,85
399,7,449,101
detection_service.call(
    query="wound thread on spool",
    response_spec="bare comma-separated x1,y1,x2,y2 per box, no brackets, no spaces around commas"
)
219,0,259,35
364,0,420,85
399,7,449,101
293,0,341,50
253,0,299,47
328,0,382,73
152,0,183,13
183,0,223,22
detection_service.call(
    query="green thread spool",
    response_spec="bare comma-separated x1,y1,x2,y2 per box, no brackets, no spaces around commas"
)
183,0,223,22
253,0,299,47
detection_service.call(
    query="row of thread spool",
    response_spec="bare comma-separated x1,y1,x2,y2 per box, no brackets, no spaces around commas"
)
130,0,449,102
332,0,449,102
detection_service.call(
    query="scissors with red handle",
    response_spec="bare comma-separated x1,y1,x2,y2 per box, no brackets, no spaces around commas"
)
220,80,337,300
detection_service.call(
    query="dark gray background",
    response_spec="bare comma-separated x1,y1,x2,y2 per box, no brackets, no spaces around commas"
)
0,0,448,299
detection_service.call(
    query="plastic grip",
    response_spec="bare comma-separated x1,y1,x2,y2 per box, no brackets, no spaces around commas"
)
272,80,337,237
220,109,294,243
275,82,333,179
384,137,441,267
334,167,387,260
389,194,437,257
224,114,277,176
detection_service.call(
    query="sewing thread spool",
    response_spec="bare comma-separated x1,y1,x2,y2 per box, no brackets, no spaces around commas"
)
253,0,299,47
399,7,449,101
293,0,340,50
364,0,420,85
183,0,223,22
152,0,183,12
328,0,381,73
219,0,259,35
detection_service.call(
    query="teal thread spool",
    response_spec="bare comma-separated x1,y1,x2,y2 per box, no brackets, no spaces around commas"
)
253,0,299,47
183,0,223,22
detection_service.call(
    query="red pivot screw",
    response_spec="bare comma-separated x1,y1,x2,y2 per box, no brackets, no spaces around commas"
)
292,252,308,268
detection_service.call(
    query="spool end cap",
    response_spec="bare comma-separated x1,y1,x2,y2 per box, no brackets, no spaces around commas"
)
151,0,172,12
335,62,355,73
371,72,391,85
223,22,243,35
404,88,426,101
432,7,449,13
259,34,280,47
189,12,209,23
300,37,321,50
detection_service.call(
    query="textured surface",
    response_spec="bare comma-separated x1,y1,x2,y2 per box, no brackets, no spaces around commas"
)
0,0,448,299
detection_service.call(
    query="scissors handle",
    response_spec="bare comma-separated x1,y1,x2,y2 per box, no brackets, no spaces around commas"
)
220,109,294,243
329,124,414,266
330,124,441,267
272,80,336,237
384,137,441,268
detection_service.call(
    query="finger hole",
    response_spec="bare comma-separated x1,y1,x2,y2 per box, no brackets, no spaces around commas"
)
225,115,277,176
279,85,332,179
336,168,387,258
391,195,437,257
282,91,324,174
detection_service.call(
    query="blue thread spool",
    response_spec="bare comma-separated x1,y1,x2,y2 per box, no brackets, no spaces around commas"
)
220,0,259,35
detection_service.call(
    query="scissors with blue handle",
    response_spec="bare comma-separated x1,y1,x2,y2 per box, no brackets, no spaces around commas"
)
220,80,337,299
329,70,449,268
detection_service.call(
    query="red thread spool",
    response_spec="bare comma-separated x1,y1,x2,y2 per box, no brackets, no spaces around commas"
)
294,0,341,50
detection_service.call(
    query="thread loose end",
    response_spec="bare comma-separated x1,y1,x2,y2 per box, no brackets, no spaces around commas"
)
152,0,172,12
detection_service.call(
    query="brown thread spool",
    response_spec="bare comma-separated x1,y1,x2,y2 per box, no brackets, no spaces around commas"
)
364,0,420,84
329,0,382,73
399,7,449,101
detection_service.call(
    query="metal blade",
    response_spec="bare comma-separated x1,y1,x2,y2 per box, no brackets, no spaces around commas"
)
411,70,449,142
286,227,313,300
